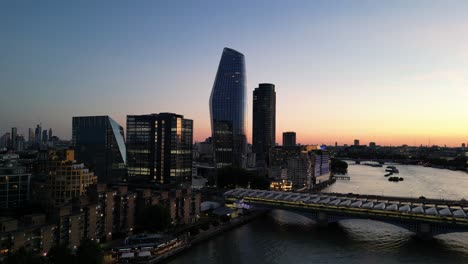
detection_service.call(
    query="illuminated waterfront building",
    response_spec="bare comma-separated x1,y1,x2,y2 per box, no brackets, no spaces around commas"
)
126,113,193,186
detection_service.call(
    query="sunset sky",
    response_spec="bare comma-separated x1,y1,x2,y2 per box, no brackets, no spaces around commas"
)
1,0,468,147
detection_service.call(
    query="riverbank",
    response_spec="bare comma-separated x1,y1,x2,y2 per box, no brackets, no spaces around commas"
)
140,209,268,263
311,178,336,192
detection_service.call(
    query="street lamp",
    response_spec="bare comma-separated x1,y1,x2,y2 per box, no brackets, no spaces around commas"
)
410,188,413,199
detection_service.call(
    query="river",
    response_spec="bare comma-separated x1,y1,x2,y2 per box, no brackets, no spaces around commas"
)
167,164,468,264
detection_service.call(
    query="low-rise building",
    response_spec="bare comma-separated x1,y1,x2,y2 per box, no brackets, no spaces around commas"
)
0,214,56,256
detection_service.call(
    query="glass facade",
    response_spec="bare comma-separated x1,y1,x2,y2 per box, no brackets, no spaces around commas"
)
209,47,247,168
0,166,30,209
126,113,193,186
72,116,127,183
253,83,276,164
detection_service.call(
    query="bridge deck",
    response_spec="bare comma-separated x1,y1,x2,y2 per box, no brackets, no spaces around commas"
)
224,189,468,225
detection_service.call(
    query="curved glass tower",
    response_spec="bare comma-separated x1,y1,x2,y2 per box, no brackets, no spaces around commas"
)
209,48,247,168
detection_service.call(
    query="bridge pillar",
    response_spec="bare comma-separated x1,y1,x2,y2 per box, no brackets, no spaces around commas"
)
416,223,432,239
317,212,329,226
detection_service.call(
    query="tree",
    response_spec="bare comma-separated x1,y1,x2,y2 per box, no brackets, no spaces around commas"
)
76,239,103,264
136,204,172,232
47,243,75,264
216,166,269,189
330,158,348,174
3,247,43,264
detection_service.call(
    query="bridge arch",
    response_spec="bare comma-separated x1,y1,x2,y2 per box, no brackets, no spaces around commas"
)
224,188,468,237
261,207,466,236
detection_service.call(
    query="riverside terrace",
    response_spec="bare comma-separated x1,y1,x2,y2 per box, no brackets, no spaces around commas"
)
224,189,468,237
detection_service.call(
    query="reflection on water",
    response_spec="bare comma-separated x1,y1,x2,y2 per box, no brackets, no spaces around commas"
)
168,165,468,264
167,210,468,264
324,164,468,200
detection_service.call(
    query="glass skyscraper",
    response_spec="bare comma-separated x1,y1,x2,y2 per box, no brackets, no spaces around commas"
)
126,113,193,186
253,83,276,164
209,48,247,168
72,116,127,183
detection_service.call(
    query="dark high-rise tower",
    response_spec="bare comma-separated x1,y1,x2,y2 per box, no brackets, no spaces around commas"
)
283,132,296,146
42,130,48,143
253,83,276,164
72,116,126,183
209,48,247,168
126,113,193,186
34,124,41,144
28,128,34,145
11,127,17,149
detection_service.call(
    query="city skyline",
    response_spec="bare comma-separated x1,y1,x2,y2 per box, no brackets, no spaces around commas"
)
2,1,468,147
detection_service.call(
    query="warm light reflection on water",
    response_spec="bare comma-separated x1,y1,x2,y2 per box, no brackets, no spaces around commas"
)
168,165,468,264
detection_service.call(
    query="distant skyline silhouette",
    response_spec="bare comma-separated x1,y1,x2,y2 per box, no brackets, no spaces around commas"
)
1,1,468,147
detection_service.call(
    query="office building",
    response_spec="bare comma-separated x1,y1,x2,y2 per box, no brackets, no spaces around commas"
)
354,139,360,146
48,128,53,141
47,151,97,206
369,142,376,148
269,145,330,190
253,83,276,164
312,149,330,185
283,132,296,147
0,163,31,208
209,47,247,168
11,127,17,149
15,136,25,151
126,113,193,186
35,124,42,144
0,133,10,148
28,128,34,145
72,116,127,183
42,130,48,143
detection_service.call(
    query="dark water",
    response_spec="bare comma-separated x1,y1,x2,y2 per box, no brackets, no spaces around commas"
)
168,165,468,264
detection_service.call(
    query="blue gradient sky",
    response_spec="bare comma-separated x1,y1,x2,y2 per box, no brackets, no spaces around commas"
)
1,0,468,146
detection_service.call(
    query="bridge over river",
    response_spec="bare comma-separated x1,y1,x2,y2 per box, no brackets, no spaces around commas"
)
224,188,468,237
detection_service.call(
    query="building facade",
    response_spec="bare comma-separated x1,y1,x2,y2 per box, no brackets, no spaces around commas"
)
11,128,17,150
34,125,41,145
47,160,97,206
126,113,193,186
0,214,56,256
28,128,34,146
0,164,31,209
283,132,296,147
72,116,127,183
269,145,330,190
252,83,276,165
42,130,48,143
209,47,247,168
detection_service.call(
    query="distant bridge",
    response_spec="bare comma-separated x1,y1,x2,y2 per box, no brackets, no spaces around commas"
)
336,158,422,165
224,189,468,237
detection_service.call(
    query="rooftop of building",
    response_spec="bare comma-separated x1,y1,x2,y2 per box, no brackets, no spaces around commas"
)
223,47,244,57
